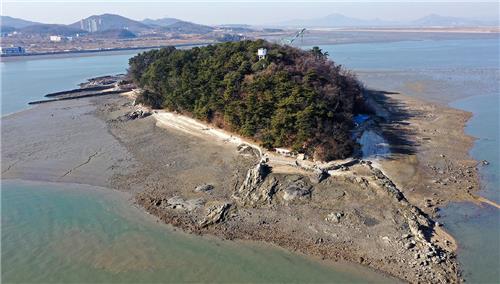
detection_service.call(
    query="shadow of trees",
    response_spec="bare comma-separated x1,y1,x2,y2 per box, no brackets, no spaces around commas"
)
363,89,421,157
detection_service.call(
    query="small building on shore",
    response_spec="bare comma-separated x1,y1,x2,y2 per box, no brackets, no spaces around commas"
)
50,35,62,42
275,147,294,157
0,46,26,55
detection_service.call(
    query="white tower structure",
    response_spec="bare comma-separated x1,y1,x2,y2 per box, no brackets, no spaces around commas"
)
257,48,267,60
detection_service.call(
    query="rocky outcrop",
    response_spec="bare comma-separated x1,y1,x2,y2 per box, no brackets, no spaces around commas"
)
199,202,232,227
310,168,329,184
122,109,152,121
237,144,261,158
364,162,450,266
232,161,274,206
281,177,312,202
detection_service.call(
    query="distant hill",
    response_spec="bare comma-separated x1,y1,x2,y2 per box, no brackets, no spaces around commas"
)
410,14,488,27
0,26,17,33
141,17,181,26
140,17,214,34
88,29,137,39
274,13,497,28
20,24,85,36
158,21,214,34
2,14,217,36
70,14,150,33
277,13,394,28
0,16,42,28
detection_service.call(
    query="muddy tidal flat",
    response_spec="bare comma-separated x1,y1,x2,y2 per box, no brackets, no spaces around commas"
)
1,84,482,283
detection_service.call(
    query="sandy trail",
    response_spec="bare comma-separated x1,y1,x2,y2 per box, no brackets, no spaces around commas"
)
153,111,261,155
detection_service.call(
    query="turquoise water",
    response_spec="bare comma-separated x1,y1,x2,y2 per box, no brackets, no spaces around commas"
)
316,38,500,104
442,94,500,283
320,38,500,70
1,180,393,283
0,51,138,115
314,38,500,283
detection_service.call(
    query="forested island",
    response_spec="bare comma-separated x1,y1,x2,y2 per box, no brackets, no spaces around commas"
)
128,40,366,161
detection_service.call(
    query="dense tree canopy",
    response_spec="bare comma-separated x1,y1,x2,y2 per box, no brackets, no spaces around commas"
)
128,40,366,161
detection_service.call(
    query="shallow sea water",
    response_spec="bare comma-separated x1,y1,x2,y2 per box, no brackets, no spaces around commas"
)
1,180,395,283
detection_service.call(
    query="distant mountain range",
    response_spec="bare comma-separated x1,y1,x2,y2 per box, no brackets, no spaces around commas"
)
141,17,181,26
0,14,215,37
1,15,42,28
69,14,150,33
1,13,497,38
140,17,214,34
274,13,499,28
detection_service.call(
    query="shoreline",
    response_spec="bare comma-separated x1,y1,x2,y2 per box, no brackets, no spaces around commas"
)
0,42,210,61
309,27,500,34
1,81,487,283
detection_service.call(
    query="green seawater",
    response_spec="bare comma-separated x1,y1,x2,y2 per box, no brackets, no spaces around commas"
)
1,180,395,283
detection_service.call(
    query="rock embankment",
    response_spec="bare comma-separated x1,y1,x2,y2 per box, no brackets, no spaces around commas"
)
28,74,132,105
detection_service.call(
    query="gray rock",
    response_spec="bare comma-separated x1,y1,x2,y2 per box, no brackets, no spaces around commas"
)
310,168,329,184
282,180,312,201
120,109,152,121
199,202,231,227
237,144,260,158
166,196,204,211
405,242,416,249
195,184,214,193
233,162,275,206
325,212,344,223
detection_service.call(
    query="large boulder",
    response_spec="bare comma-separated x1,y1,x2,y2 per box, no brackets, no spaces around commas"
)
199,202,232,227
282,184,312,201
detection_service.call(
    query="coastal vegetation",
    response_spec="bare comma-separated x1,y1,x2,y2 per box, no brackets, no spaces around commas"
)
128,40,365,161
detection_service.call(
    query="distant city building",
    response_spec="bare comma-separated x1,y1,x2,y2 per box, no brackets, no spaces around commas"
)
50,35,62,42
0,46,26,55
257,48,267,60
80,18,102,32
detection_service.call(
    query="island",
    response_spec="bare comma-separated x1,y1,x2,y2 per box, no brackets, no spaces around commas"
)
3,40,487,283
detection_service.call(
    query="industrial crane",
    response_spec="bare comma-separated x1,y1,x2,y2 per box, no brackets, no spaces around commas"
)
280,28,306,46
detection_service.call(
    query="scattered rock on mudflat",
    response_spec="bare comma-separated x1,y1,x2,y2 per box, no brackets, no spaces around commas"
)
199,202,232,227
325,212,344,223
195,184,214,193
121,109,152,121
166,196,204,211
405,241,416,249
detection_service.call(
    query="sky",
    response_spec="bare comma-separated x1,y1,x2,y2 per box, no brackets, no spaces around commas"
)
2,1,499,25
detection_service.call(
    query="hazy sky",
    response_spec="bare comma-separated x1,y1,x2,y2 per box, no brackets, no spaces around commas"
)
2,1,499,25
